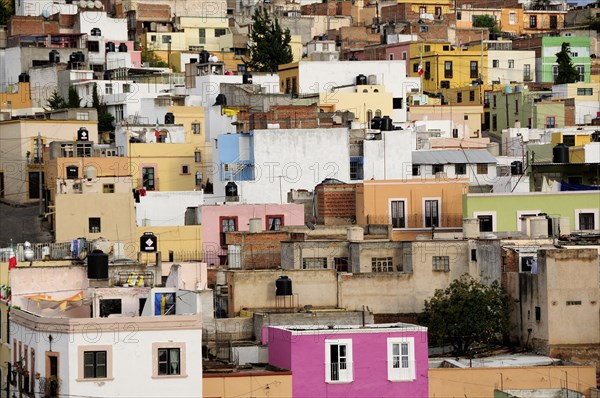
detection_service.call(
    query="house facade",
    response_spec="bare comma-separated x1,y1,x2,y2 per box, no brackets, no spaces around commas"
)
267,323,429,398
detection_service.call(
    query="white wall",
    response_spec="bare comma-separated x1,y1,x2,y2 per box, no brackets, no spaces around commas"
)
234,128,350,204
575,101,600,125
363,130,413,180
297,61,420,122
136,191,204,226
16,0,77,16
585,142,600,162
4,47,24,85
77,12,128,42
29,64,59,108
487,50,536,85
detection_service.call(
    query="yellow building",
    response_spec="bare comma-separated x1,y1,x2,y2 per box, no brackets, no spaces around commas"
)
0,82,32,115
356,179,469,240
400,0,452,17
136,226,202,261
409,41,488,94
409,104,484,139
319,84,393,123
499,8,525,37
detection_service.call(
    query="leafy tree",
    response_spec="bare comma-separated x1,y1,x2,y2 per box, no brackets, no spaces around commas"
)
245,7,293,73
473,15,501,34
555,42,580,84
67,86,82,108
141,46,168,68
46,89,66,110
91,84,115,133
417,274,512,355
0,0,14,26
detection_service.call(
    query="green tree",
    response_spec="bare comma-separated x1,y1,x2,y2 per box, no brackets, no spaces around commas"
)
67,86,82,108
555,42,580,84
46,89,66,110
417,274,512,355
0,0,14,26
245,7,293,73
473,15,501,34
141,46,168,68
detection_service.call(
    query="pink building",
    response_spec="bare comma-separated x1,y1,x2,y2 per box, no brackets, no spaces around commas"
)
267,323,429,398
201,203,305,254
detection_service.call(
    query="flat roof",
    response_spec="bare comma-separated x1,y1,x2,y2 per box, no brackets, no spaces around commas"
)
272,322,427,334
413,149,498,165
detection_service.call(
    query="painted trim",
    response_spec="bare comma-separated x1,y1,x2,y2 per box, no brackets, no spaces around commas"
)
266,214,285,231
387,337,416,382
219,216,238,247
574,208,599,230
272,325,427,335
76,345,114,382
473,211,497,232
388,198,408,229
325,338,353,384
152,342,188,378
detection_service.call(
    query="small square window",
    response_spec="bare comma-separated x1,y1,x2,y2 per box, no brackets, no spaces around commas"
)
158,348,180,375
371,257,394,272
181,165,189,174
82,349,108,379
433,164,444,174
194,151,201,163
432,256,449,272
303,257,327,269
191,123,201,134
455,164,466,175
89,217,101,233
162,35,172,44
476,163,488,174
102,184,115,193
412,165,420,176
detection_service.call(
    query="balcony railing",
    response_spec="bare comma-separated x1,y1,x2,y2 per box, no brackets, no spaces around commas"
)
0,241,91,262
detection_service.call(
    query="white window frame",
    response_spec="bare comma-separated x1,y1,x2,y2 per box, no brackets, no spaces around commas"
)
389,198,408,229
516,210,541,232
575,208,598,231
473,211,497,232
387,337,416,382
422,197,442,228
325,339,353,383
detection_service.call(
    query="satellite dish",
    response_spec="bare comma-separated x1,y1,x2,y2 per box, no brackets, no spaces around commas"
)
79,0,87,7
42,8,50,18
87,1,95,8
94,1,102,8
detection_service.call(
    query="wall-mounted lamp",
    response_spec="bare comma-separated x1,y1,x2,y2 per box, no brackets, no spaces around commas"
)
48,335,53,352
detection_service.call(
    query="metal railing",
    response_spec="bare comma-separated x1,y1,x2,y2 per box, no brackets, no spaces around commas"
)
0,241,91,262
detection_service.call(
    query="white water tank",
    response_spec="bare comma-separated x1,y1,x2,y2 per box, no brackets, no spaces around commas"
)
228,245,241,269
530,217,548,238
84,165,97,179
249,218,263,233
347,226,364,242
463,218,480,239
216,270,226,285
367,74,377,85
559,216,571,235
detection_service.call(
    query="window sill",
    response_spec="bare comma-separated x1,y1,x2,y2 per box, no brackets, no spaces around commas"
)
388,378,416,382
152,374,188,379
76,377,114,382
326,380,353,384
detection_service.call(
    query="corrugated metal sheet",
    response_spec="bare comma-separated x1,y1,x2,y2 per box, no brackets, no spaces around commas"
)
412,150,498,165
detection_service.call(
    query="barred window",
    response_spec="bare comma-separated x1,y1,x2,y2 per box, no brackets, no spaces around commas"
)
372,257,393,272
432,256,449,272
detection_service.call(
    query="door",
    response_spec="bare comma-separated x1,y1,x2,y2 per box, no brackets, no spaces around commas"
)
45,352,59,398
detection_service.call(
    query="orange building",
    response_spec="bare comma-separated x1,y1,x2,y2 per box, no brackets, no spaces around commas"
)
356,179,469,240
0,82,32,115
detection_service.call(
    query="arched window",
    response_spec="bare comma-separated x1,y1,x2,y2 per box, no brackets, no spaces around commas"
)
375,109,382,117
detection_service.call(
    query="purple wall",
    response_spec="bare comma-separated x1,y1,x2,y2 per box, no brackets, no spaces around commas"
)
268,327,429,398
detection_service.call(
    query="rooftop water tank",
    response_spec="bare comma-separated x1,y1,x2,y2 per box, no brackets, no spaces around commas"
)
118,43,128,53
87,250,109,279
552,143,569,163
164,112,175,124
18,73,30,83
380,116,393,131
356,74,367,86
504,86,513,94
275,276,293,296
49,49,60,63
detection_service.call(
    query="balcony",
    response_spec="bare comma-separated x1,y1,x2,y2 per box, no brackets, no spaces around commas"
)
220,161,254,182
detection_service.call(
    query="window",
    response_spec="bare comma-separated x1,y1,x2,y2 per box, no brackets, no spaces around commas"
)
192,123,201,134
114,104,124,122
393,98,403,109
412,165,420,176
375,109,382,118
402,52,407,60
389,53,394,60
413,63,419,73
87,41,99,52
390,200,406,228
577,88,593,95
457,11,462,20
492,59,499,68
76,143,92,157
477,215,493,232
432,256,449,272
76,112,89,121
578,212,596,230
424,45,431,52
515,99,519,114
89,217,101,233
419,25,428,33
455,164,466,175
433,164,444,174
303,257,327,269
520,256,535,272
435,6,441,16
194,151,202,163
493,95,497,108
335,257,350,272
199,29,206,44
470,61,478,78
476,163,488,174
552,65,559,81
529,15,537,28
492,115,497,131
535,306,541,321
214,28,226,37
220,217,237,247
508,59,514,69
469,91,475,102
142,167,155,190
181,165,190,174
524,64,531,81
123,84,131,93
550,15,558,29
267,215,284,231
457,93,462,103
325,340,353,383
102,184,114,193
195,171,202,188
158,348,180,375
424,199,439,227
150,35,156,42
350,157,363,180
84,351,107,379
471,249,477,261
419,6,426,14
576,65,585,82
372,257,393,272
444,61,452,78
162,35,171,44
105,84,113,94
99,299,121,317
387,338,415,382
545,116,556,128
424,61,431,79
509,12,516,25
566,300,582,306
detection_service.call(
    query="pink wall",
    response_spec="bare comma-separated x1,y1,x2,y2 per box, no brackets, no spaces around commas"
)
387,44,411,76
201,203,305,252
268,326,429,398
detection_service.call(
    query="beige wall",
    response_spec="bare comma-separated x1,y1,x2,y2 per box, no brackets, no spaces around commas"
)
409,105,484,139
203,373,292,398
137,226,203,262
429,366,596,398
319,86,393,123
55,193,136,246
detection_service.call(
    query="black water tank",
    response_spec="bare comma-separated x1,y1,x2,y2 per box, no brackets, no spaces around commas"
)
225,181,238,197
164,112,175,124
18,73,30,83
106,42,115,52
242,73,253,84
199,50,210,64
380,116,393,131
91,27,101,36
66,165,79,179
356,74,367,85
511,161,523,175
215,93,227,106
87,250,109,279
69,53,78,63
118,43,128,53
275,276,293,296
103,71,112,80
49,49,60,63
76,51,85,62
553,143,570,163
370,116,382,130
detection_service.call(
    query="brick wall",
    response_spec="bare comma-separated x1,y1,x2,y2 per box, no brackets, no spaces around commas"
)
236,105,322,130
501,248,520,287
9,16,60,36
228,232,290,269
316,183,356,225
136,4,171,21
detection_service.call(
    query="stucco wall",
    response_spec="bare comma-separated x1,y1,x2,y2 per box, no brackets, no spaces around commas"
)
203,373,292,398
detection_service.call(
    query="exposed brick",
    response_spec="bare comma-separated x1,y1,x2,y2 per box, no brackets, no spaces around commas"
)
316,183,356,225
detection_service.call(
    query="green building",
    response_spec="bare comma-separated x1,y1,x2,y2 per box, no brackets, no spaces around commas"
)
539,36,591,84
463,191,599,233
